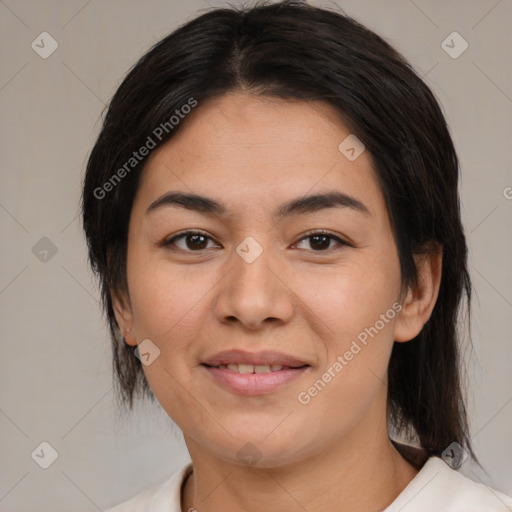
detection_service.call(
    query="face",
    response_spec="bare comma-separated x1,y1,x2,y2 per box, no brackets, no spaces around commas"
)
113,92,410,468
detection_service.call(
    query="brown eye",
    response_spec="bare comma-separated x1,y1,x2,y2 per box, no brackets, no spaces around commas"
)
163,230,348,253
164,231,218,252
295,231,347,252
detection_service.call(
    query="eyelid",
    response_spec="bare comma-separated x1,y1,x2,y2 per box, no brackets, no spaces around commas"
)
162,229,351,252
293,229,350,250
163,229,219,249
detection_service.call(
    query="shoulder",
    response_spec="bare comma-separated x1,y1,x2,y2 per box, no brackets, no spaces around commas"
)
104,462,193,512
386,456,512,512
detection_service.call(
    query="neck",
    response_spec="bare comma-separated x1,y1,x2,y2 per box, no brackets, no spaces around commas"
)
181,424,421,512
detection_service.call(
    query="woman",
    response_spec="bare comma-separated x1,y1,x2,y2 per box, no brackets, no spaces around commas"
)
81,1,512,510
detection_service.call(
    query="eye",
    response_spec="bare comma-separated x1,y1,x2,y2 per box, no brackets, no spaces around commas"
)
162,229,349,253
163,230,219,252
294,231,348,252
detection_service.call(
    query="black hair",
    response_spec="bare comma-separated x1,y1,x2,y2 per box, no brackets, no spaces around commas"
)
81,0,474,460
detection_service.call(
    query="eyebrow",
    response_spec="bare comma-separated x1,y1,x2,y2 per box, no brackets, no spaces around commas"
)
145,190,371,219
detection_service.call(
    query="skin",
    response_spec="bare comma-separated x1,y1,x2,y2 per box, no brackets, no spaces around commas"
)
112,91,442,512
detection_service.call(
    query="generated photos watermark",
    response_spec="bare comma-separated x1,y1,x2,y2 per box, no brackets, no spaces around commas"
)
93,97,198,200
297,302,403,405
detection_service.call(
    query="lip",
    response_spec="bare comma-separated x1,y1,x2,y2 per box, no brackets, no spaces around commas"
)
201,349,311,396
202,349,309,367
201,365,310,395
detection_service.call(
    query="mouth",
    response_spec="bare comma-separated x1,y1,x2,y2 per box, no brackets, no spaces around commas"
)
200,349,311,395
202,363,309,374
201,348,310,369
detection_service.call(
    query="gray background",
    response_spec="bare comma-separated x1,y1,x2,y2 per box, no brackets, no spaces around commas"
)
0,0,511,510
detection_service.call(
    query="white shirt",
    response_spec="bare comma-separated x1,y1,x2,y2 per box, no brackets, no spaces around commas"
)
105,456,512,511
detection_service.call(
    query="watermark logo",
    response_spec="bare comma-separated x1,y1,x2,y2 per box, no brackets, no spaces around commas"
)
338,134,365,161
236,236,263,264
32,237,58,263
31,32,58,59
237,442,262,466
442,442,468,469
31,441,59,469
134,339,161,366
441,32,468,59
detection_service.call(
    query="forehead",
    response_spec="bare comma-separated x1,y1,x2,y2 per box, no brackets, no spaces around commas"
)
133,92,387,223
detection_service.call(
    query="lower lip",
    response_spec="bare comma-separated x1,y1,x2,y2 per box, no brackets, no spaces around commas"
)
201,365,309,395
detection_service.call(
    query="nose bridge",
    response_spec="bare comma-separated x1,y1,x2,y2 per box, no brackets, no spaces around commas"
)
214,233,295,328
232,234,278,303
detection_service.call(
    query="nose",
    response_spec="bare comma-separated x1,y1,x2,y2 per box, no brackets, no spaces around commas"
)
213,237,295,331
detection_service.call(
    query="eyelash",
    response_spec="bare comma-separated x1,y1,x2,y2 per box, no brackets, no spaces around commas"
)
162,229,349,253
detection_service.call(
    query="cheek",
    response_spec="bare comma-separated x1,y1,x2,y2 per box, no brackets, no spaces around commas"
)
293,254,401,400
125,258,209,421
126,243,174,322
299,257,401,342
127,252,220,353
293,273,399,434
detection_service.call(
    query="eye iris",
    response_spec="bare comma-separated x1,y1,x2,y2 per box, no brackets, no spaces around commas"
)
187,234,208,250
310,234,330,250
176,233,337,251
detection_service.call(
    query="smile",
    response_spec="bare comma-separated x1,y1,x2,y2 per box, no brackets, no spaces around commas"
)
201,364,310,395
205,363,306,373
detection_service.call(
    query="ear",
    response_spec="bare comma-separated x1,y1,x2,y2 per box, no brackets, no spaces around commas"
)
111,287,137,347
394,246,443,343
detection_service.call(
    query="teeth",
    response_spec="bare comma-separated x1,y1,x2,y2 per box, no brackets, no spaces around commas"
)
255,365,271,374
236,364,253,374
220,364,285,373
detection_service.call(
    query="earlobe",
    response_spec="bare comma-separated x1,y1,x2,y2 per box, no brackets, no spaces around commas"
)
111,289,137,346
394,248,443,343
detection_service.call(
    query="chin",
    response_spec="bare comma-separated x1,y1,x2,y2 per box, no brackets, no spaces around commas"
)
205,432,311,470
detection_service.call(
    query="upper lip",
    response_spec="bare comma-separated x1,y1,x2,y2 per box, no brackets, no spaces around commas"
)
202,349,309,368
